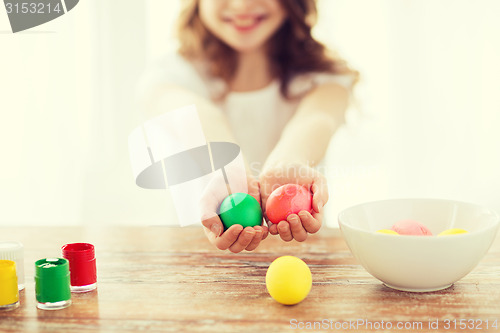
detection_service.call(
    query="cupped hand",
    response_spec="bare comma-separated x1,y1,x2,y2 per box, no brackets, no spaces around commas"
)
200,167,268,252
259,163,328,242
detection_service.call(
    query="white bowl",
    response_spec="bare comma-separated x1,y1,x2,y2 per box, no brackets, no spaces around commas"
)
338,198,499,292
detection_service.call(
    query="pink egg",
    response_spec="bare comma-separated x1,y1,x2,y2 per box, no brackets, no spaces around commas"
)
391,219,433,236
266,184,312,224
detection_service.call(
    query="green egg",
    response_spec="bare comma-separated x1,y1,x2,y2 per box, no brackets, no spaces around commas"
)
219,193,263,229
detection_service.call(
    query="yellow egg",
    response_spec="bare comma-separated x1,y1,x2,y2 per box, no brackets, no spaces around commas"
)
438,228,469,236
266,256,312,305
376,229,399,235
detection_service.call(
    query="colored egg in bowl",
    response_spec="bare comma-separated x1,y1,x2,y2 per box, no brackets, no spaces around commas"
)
338,198,499,292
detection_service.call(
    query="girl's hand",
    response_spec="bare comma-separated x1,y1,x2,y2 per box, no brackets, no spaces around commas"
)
200,170,268,253
259,163,328,242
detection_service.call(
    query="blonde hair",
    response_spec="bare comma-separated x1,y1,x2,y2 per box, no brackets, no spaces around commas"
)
177,0,359,98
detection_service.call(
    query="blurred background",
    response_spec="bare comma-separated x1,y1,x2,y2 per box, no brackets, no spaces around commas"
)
1,0,499,227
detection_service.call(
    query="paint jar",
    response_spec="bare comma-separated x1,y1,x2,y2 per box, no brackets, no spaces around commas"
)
35,258,71,310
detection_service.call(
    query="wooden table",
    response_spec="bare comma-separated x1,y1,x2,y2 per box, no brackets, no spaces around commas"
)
1,226,499,332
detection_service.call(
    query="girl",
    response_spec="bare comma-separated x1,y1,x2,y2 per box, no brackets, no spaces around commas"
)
138,0,358,253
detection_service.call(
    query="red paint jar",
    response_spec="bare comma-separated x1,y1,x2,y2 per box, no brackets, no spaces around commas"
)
61,243,97,293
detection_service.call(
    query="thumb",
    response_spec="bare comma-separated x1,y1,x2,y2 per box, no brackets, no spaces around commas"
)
202,215,223,237
311,177,329,213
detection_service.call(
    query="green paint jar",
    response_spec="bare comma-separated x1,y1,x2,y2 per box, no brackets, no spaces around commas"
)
35,258,71,310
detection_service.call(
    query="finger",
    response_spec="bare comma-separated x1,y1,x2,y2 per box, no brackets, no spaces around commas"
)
311,179,328,214
287,214,308,242
312,211,323,230
213,224,243,250
201,215,224,237
299,211,322,234
268,222,279,235
199,181,226,236
203,226,220,248
229,227,256,253
260,224,269,240
277,221,293,242
245,227,263,251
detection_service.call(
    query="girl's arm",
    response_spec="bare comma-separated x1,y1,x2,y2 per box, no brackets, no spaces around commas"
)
260,83,350,241
264,82,349,167
141,85,269,252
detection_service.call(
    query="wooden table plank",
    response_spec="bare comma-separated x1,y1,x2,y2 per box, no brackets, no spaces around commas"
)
1,226,499,332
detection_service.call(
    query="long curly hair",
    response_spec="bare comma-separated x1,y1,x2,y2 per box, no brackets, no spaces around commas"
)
177,0,359,99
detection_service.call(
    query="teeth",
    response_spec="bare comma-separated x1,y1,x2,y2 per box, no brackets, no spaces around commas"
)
233,18,257,27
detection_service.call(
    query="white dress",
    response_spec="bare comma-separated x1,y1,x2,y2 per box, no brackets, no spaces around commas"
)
137,51,354,170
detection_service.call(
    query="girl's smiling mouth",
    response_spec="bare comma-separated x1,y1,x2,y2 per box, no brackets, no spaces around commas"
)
222,14,268,32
